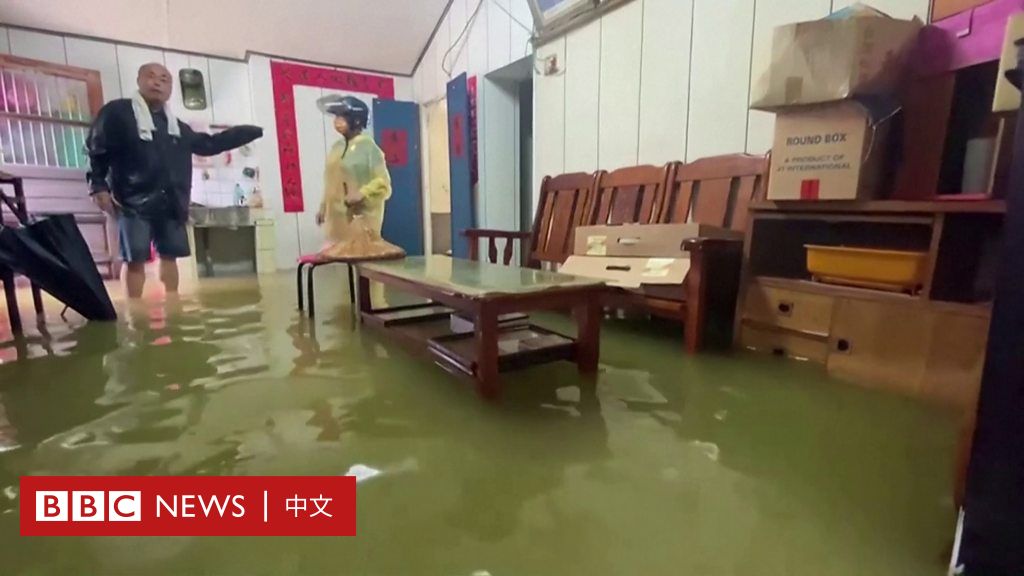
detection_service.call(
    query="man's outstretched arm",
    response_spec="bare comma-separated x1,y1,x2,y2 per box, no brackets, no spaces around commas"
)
185,124,263,157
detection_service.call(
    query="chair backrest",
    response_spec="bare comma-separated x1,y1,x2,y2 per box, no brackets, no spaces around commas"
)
587,164,671,226
529,172,597,265
661,154,768,232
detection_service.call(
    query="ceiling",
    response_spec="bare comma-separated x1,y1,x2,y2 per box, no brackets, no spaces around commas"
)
0,0,450,74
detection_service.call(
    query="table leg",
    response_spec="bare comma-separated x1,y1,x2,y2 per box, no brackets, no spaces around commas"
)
348,265,356,305
31,283,44,318
201,228,214,277
307,264,317,318
296,264,306,311
475,305,500,399
574,299,601,374
357,272,373,316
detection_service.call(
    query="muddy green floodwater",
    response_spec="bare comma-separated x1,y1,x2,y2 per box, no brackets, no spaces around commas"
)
0,270,958,575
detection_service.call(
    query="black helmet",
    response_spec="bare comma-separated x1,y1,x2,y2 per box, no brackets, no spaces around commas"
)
317,95,369,131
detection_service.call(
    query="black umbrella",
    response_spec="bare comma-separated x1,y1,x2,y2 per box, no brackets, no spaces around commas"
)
0,192,116,321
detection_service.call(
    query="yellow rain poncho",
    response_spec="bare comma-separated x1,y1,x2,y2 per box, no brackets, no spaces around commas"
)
318,133,403,261
318,132,403,308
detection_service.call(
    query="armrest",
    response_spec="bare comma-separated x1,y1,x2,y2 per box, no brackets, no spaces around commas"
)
683,236,743,253
683,236,745,352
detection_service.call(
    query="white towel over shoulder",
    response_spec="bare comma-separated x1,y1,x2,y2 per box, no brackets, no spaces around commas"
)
131,90,181,141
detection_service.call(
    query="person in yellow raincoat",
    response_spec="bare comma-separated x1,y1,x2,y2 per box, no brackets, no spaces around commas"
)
315,95,402,306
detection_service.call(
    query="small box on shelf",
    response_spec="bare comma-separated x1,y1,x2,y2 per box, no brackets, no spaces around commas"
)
767,100,895,201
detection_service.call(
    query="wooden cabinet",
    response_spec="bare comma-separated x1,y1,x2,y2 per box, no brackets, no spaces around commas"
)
743,284,834,335
932,0,996,21
739,324,829,363
827,298,935,397
738,278,989,411
736,201,1001,413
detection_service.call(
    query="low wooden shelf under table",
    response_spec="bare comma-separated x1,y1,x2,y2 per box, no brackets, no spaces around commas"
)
356,256,605,398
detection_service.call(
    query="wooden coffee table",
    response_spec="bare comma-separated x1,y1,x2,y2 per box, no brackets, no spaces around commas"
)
356,256,605,397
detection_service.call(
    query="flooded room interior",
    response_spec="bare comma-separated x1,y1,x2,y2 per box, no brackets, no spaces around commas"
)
1,0,1023,574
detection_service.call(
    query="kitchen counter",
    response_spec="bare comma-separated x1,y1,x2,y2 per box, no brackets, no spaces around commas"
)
187,206,276,276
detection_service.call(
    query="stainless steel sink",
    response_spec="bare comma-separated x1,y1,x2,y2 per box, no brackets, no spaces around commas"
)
190,206,251,228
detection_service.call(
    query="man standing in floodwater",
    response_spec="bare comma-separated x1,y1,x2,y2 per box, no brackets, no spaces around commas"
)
87,63,263,298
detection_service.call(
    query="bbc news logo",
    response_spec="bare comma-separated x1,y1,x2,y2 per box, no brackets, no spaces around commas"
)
36,491,141,522
20,476,356,536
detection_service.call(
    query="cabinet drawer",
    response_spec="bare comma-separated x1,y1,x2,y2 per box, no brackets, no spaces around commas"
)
743,285,834,335
739,325,829,364
922,311,989,412
826,299,931,397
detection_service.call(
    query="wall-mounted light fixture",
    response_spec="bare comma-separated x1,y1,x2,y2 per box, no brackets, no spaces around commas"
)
179,68,207,110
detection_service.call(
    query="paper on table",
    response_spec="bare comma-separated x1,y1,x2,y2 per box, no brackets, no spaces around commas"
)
644,258,677,278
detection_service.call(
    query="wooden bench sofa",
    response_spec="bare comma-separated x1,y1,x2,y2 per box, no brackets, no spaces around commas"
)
462,154,768,353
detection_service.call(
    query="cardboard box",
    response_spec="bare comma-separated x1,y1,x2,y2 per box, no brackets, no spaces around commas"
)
573,223,742,257
560,256,690,289
559,223,742,292
767,100,894,201
993,12,1024,113
750,5,921,110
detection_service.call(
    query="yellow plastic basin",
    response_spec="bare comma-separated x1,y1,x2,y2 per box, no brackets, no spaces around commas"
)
804,245,928,293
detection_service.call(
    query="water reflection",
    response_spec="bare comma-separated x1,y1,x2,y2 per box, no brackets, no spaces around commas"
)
0,276,961,576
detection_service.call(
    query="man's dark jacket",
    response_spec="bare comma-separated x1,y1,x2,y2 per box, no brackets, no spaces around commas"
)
86,99,262,221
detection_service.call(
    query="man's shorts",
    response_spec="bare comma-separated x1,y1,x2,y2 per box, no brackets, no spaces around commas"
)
118,214,191,263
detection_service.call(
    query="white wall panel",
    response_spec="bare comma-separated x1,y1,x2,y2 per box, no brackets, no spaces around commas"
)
434,15,451,96
747,0,831,154
248,54,298,269
686,0,754,161
413,63,426,102
63,37,122,102
116,45,165,101
0,27,11,54
488,0,513,74
393,76,414,102
563,19,601,173
479,78,519,230
638,0,693,165
510,0,534,61
422,43,439,102
533,37,566,209
9,29,66,64
419,102,433,255
449,0,469,78
163,52,190,78
467,1,490,77
830,0,929,20
209,58,253,125
598,0,643,170
294,85,329,257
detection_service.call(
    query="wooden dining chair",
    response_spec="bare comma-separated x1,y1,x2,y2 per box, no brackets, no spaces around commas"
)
1,175,45,334
587,164,672,226
464,171,597,268
656,154,769,351
660,154,768,230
